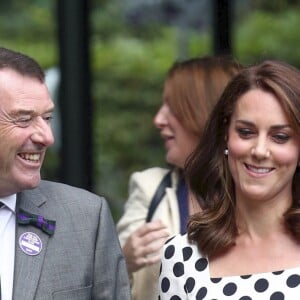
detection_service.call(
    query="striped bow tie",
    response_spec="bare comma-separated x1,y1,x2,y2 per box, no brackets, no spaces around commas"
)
17,208,56,236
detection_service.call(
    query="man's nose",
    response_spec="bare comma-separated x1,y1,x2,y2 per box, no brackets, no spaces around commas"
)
31,117,55,147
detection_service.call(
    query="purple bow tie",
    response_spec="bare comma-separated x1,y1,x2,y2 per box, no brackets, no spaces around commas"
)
17,208,56,236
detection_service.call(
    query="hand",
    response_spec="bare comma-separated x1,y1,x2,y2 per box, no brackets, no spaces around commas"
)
122,220,170,273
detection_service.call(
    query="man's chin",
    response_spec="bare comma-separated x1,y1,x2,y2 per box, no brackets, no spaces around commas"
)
21,177,41,190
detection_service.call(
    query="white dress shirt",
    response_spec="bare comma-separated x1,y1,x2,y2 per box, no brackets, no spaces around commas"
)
0,194,16,300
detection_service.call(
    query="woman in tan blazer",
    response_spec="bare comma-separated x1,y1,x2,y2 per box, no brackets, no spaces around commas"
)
117,56,243,300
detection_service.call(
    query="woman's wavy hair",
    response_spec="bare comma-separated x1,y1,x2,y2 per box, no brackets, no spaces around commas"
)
164,56,243,139
185,60,300,256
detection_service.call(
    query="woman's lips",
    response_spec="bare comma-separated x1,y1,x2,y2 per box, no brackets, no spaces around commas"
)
245,163,274,174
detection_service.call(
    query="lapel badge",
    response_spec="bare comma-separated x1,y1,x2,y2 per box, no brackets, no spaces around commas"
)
19,232,43,256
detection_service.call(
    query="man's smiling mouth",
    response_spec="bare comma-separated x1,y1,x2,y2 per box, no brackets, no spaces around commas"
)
18,153,41,162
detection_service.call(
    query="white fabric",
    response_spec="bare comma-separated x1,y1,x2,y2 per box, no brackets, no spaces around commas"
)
159,233,300,299
0,194,16,300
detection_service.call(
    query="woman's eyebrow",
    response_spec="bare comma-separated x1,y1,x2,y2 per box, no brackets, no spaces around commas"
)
235,119,291,129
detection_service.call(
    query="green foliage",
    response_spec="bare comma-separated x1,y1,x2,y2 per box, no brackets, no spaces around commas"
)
92,32,178,216
235,9,300,67
0,0,57,68
90,25,210,219
0,1,55,41
91,0,128,39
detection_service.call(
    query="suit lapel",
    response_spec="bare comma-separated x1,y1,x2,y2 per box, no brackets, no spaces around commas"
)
13,189,54,300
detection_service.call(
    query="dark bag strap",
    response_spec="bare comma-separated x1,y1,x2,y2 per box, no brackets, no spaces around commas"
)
146,171,172,222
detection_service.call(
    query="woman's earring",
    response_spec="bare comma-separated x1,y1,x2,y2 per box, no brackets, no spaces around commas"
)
224,149,229,156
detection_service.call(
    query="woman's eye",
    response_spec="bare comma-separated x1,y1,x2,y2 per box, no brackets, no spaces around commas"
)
273,133,290,143
236,128,254,138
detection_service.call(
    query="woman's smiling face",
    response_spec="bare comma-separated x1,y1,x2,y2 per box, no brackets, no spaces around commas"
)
227,89,300,204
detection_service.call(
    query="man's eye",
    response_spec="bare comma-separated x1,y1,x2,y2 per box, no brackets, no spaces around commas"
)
14,118,32,127
43,115,53,123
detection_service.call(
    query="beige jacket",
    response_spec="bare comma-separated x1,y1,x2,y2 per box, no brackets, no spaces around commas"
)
117,167,180,300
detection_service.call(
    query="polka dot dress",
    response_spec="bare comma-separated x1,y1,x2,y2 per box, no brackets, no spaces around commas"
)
159,234,300,299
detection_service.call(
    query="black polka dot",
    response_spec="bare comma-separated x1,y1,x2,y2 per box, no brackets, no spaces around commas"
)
182,246,193,261
173,262,184,277
184,277,195,293
270,291,285,300
223,282,237,296
239,297,252,300
211,277,222,283
241,274,252,279
165,245,175,259
195,258,208,272
170,296,181,300
273,270,284,275
254,278,269,292
286,274,300,288
196,287,207,300
161,277,170,293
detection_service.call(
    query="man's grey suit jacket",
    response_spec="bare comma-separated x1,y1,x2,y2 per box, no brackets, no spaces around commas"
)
12,180,130,300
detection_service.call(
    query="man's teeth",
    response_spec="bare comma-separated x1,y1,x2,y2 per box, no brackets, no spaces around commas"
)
20,153,40,162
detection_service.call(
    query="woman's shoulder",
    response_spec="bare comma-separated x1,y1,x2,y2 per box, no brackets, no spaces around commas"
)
131,167,171,180
129,167,175,192
161,234,208,284
163,233,201,257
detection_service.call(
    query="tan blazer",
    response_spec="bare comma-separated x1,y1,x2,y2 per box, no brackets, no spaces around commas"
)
117,167,180,300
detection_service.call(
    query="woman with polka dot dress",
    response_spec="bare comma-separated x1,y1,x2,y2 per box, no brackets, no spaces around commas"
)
159,60,300,299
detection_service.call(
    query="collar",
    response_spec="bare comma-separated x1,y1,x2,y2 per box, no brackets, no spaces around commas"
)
0,194,16,213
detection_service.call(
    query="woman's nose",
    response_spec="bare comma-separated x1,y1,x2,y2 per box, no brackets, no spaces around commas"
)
251,138,270,160
153,105,168,129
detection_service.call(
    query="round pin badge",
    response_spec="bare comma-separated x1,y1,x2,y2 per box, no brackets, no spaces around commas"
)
19,232,43,256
